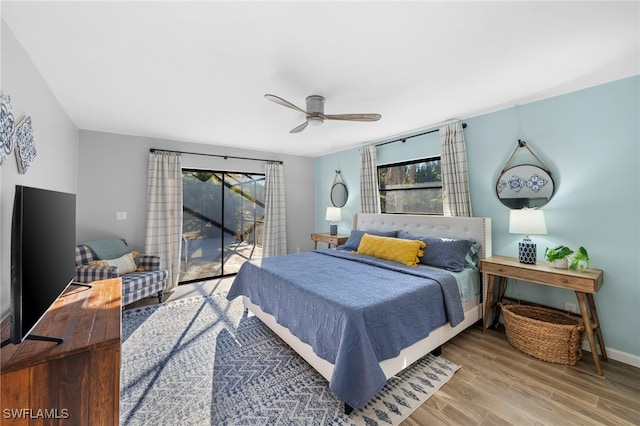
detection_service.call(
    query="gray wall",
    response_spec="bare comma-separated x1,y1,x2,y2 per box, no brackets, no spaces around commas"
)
1,21,79,318
77,130,315,256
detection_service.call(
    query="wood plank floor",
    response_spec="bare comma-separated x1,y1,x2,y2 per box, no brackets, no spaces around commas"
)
403,324,640,425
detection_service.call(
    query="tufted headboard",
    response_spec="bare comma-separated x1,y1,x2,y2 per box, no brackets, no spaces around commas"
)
353,213,492,260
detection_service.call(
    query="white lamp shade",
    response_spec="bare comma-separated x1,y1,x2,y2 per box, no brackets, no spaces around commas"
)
325,207,341,221
509,209,547,235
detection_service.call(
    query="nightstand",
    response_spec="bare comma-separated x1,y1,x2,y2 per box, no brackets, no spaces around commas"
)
311,233,348,249
480,255,606,375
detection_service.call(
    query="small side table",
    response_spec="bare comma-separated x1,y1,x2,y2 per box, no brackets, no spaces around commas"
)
311,233,348,249
480,255,606,375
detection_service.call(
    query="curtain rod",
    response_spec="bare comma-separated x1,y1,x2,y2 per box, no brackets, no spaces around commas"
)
149,148,283,164
375,123,467,148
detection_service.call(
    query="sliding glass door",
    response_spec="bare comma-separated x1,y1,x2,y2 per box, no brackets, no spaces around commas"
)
180,169,265,284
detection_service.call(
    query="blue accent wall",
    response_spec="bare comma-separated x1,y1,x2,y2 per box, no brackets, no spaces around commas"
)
314,76,640,359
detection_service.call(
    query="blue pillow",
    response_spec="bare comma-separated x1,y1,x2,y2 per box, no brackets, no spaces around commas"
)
84,238,131,260
397,231,476,272
465,241,481,268
342,229,398,251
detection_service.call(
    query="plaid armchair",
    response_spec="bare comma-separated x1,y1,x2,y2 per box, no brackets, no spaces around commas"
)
75,239,168,306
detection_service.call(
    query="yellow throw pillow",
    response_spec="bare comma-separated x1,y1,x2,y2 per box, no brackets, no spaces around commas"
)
357,233,426,266
90,252,137,274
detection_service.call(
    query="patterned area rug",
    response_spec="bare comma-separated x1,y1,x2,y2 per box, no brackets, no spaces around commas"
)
121,293,460,425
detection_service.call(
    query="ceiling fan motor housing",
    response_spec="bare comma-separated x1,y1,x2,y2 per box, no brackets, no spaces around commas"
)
306,95,325,124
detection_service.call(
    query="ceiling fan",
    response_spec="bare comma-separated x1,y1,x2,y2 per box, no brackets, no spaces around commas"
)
265,94,381,133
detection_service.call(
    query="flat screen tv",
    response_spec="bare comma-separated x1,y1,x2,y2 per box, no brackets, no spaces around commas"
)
2,185,77,347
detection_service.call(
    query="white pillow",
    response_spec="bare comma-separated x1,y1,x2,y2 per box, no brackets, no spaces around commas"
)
91,252,137,274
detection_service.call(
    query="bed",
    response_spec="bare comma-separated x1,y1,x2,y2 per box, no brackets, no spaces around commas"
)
227,213,492,413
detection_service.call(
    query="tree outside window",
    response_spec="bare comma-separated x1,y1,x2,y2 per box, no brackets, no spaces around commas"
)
378,157,443,215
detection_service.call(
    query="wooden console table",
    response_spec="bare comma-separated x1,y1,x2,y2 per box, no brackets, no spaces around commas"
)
311,232,348,249
480,256,606,375
1,278,122,425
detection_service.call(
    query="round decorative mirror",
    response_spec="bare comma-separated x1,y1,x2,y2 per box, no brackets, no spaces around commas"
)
496,164,554,209
330,170,348,207
331,182,348,207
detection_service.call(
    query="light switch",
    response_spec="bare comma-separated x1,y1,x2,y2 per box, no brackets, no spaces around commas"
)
116,211,127,220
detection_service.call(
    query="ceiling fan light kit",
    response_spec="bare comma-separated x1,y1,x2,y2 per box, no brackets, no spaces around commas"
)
265,93,381,133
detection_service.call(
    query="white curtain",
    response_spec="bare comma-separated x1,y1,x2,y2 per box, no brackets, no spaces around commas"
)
144,151,183,290
440,122,473,217
359,146,381,214
263,161,287,257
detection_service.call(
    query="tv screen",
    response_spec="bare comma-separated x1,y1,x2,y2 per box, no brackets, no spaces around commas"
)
7,185,76,346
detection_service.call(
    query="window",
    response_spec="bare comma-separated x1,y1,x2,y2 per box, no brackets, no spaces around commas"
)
378,157,443,215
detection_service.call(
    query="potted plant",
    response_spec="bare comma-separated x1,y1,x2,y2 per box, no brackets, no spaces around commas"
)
545,245,591,270
569,246,590,271
545,245,573,268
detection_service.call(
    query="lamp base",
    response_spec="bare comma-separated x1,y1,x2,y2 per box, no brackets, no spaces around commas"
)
329,224,338,236
519,237,537,264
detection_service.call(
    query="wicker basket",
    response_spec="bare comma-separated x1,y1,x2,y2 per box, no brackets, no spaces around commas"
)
499,303,585,365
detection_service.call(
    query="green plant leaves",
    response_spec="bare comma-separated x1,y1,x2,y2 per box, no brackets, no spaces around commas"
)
545,245,590,270
569,246,590,271
545,245,573,262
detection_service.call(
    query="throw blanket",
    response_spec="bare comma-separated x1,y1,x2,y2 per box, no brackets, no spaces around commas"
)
226,249,463,409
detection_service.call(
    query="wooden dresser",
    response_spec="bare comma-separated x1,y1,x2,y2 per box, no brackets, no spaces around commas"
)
1,278,122,425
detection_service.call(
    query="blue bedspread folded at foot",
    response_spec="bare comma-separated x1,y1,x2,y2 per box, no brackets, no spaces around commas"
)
226,249,463,409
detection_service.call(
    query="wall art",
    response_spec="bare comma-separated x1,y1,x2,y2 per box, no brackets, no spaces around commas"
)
14,116,37,174
0,95,16,166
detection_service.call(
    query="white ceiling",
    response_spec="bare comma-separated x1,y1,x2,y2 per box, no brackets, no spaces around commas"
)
2,1,639,157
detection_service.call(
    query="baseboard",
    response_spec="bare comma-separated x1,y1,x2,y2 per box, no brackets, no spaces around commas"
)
583,340,640,368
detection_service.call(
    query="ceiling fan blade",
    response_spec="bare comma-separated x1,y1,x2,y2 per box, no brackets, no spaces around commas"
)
265,94,307,114
321,113,382,122
290,121,309,133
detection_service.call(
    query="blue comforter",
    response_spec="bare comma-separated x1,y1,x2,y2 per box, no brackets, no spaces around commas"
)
226,249,463,409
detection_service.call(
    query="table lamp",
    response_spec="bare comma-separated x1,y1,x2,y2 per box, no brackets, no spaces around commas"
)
509,208,547,264
325,207,341,235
